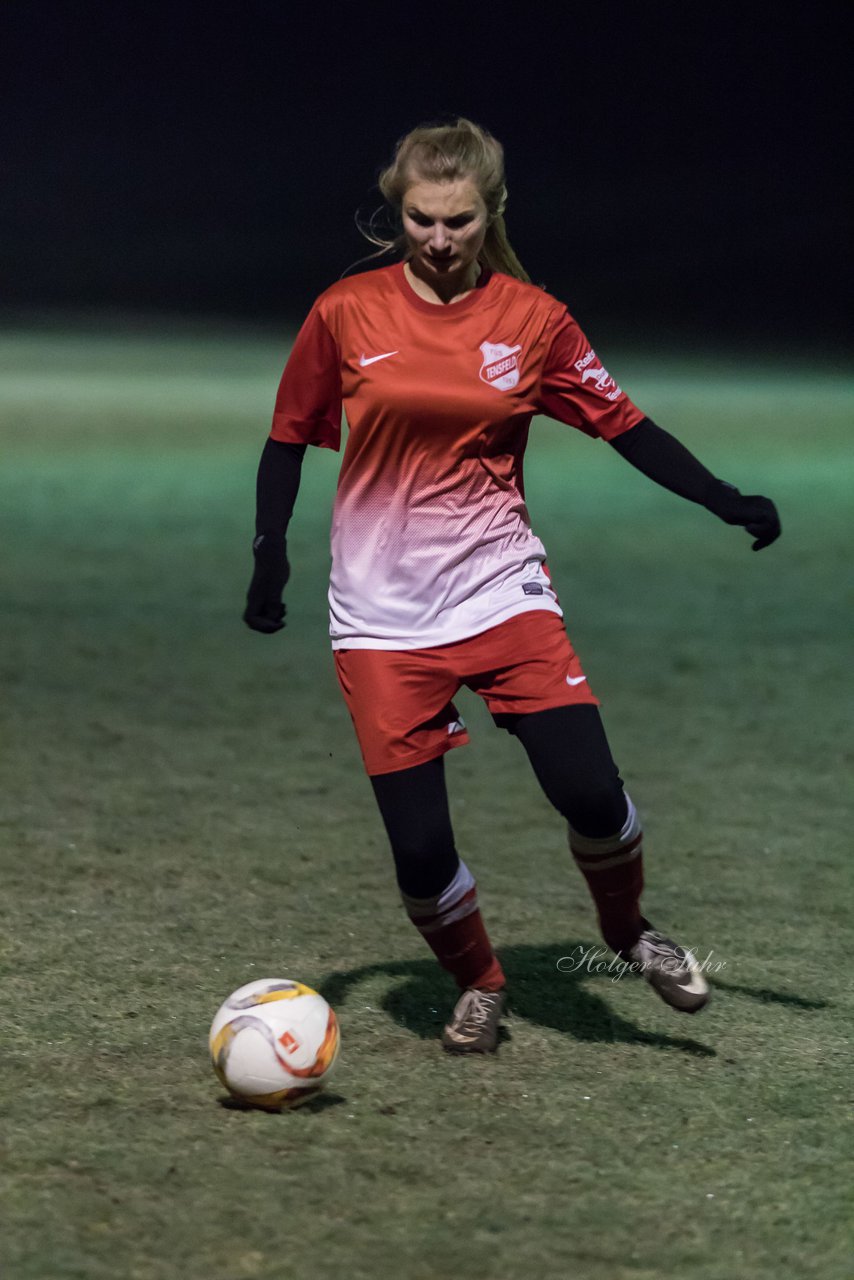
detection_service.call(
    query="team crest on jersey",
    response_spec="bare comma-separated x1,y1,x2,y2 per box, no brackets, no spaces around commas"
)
479,341,522,392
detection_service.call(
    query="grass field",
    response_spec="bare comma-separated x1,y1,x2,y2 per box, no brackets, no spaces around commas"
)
1,319,852,1280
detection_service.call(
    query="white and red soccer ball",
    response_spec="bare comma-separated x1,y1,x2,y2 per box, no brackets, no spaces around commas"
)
209,978,339,1109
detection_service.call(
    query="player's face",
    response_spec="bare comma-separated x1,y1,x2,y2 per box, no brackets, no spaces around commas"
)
401,177,489,284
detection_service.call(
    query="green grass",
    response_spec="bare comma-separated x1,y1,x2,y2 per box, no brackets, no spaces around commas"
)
1,320,852,1280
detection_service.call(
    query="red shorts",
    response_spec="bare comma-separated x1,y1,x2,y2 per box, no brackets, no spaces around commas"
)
333,610,599,777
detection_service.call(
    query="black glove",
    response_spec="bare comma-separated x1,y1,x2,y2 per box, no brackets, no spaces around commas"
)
704,481,781,551
243,534,290,633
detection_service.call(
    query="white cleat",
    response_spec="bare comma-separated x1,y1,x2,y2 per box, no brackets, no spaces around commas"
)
626,927,711,1014
442,988,506,1053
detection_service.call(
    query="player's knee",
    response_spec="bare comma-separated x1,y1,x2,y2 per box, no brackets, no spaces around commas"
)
554,777,627,838
391,836,459,900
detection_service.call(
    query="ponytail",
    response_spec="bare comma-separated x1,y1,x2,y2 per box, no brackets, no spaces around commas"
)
479,213,531,284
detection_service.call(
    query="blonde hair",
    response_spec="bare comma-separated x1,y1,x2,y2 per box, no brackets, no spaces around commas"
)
358,117,531,283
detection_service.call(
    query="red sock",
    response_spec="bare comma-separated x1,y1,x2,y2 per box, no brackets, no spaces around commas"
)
401,862,505,991
569,795,645,953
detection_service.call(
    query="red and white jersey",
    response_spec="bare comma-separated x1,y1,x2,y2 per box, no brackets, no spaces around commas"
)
269,261,644,650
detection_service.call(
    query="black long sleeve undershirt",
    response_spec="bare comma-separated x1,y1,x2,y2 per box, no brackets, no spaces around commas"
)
254,438,306,538
609,416,726,510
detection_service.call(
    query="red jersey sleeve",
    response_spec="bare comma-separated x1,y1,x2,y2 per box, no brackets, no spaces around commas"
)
537,309,644,441
270,304,342,450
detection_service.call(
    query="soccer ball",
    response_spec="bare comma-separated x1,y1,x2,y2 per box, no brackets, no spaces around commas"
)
209,978,340,1109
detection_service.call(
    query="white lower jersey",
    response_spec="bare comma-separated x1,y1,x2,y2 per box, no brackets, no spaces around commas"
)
327,470,562,650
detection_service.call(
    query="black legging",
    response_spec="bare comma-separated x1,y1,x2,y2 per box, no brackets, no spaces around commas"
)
369,703,628,898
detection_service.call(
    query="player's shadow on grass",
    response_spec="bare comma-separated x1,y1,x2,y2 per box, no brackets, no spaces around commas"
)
703,978,828,1010
320,941,716,1058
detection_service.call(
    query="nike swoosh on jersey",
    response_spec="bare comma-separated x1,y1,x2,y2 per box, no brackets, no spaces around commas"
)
566,674,588,686
359,351,399,366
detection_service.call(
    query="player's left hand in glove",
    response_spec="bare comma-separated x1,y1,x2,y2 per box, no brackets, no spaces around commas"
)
705,482,781,551
243,534,290,633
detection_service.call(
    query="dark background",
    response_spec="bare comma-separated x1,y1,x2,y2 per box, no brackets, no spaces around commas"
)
2,1,850,348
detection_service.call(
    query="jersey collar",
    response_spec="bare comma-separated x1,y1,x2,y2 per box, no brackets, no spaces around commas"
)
392,260,495,316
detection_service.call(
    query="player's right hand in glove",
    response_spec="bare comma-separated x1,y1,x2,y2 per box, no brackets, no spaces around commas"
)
705,481,781,551
243,534,290,633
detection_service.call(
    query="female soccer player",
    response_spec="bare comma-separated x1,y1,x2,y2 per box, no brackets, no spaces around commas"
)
244,119,780,1053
